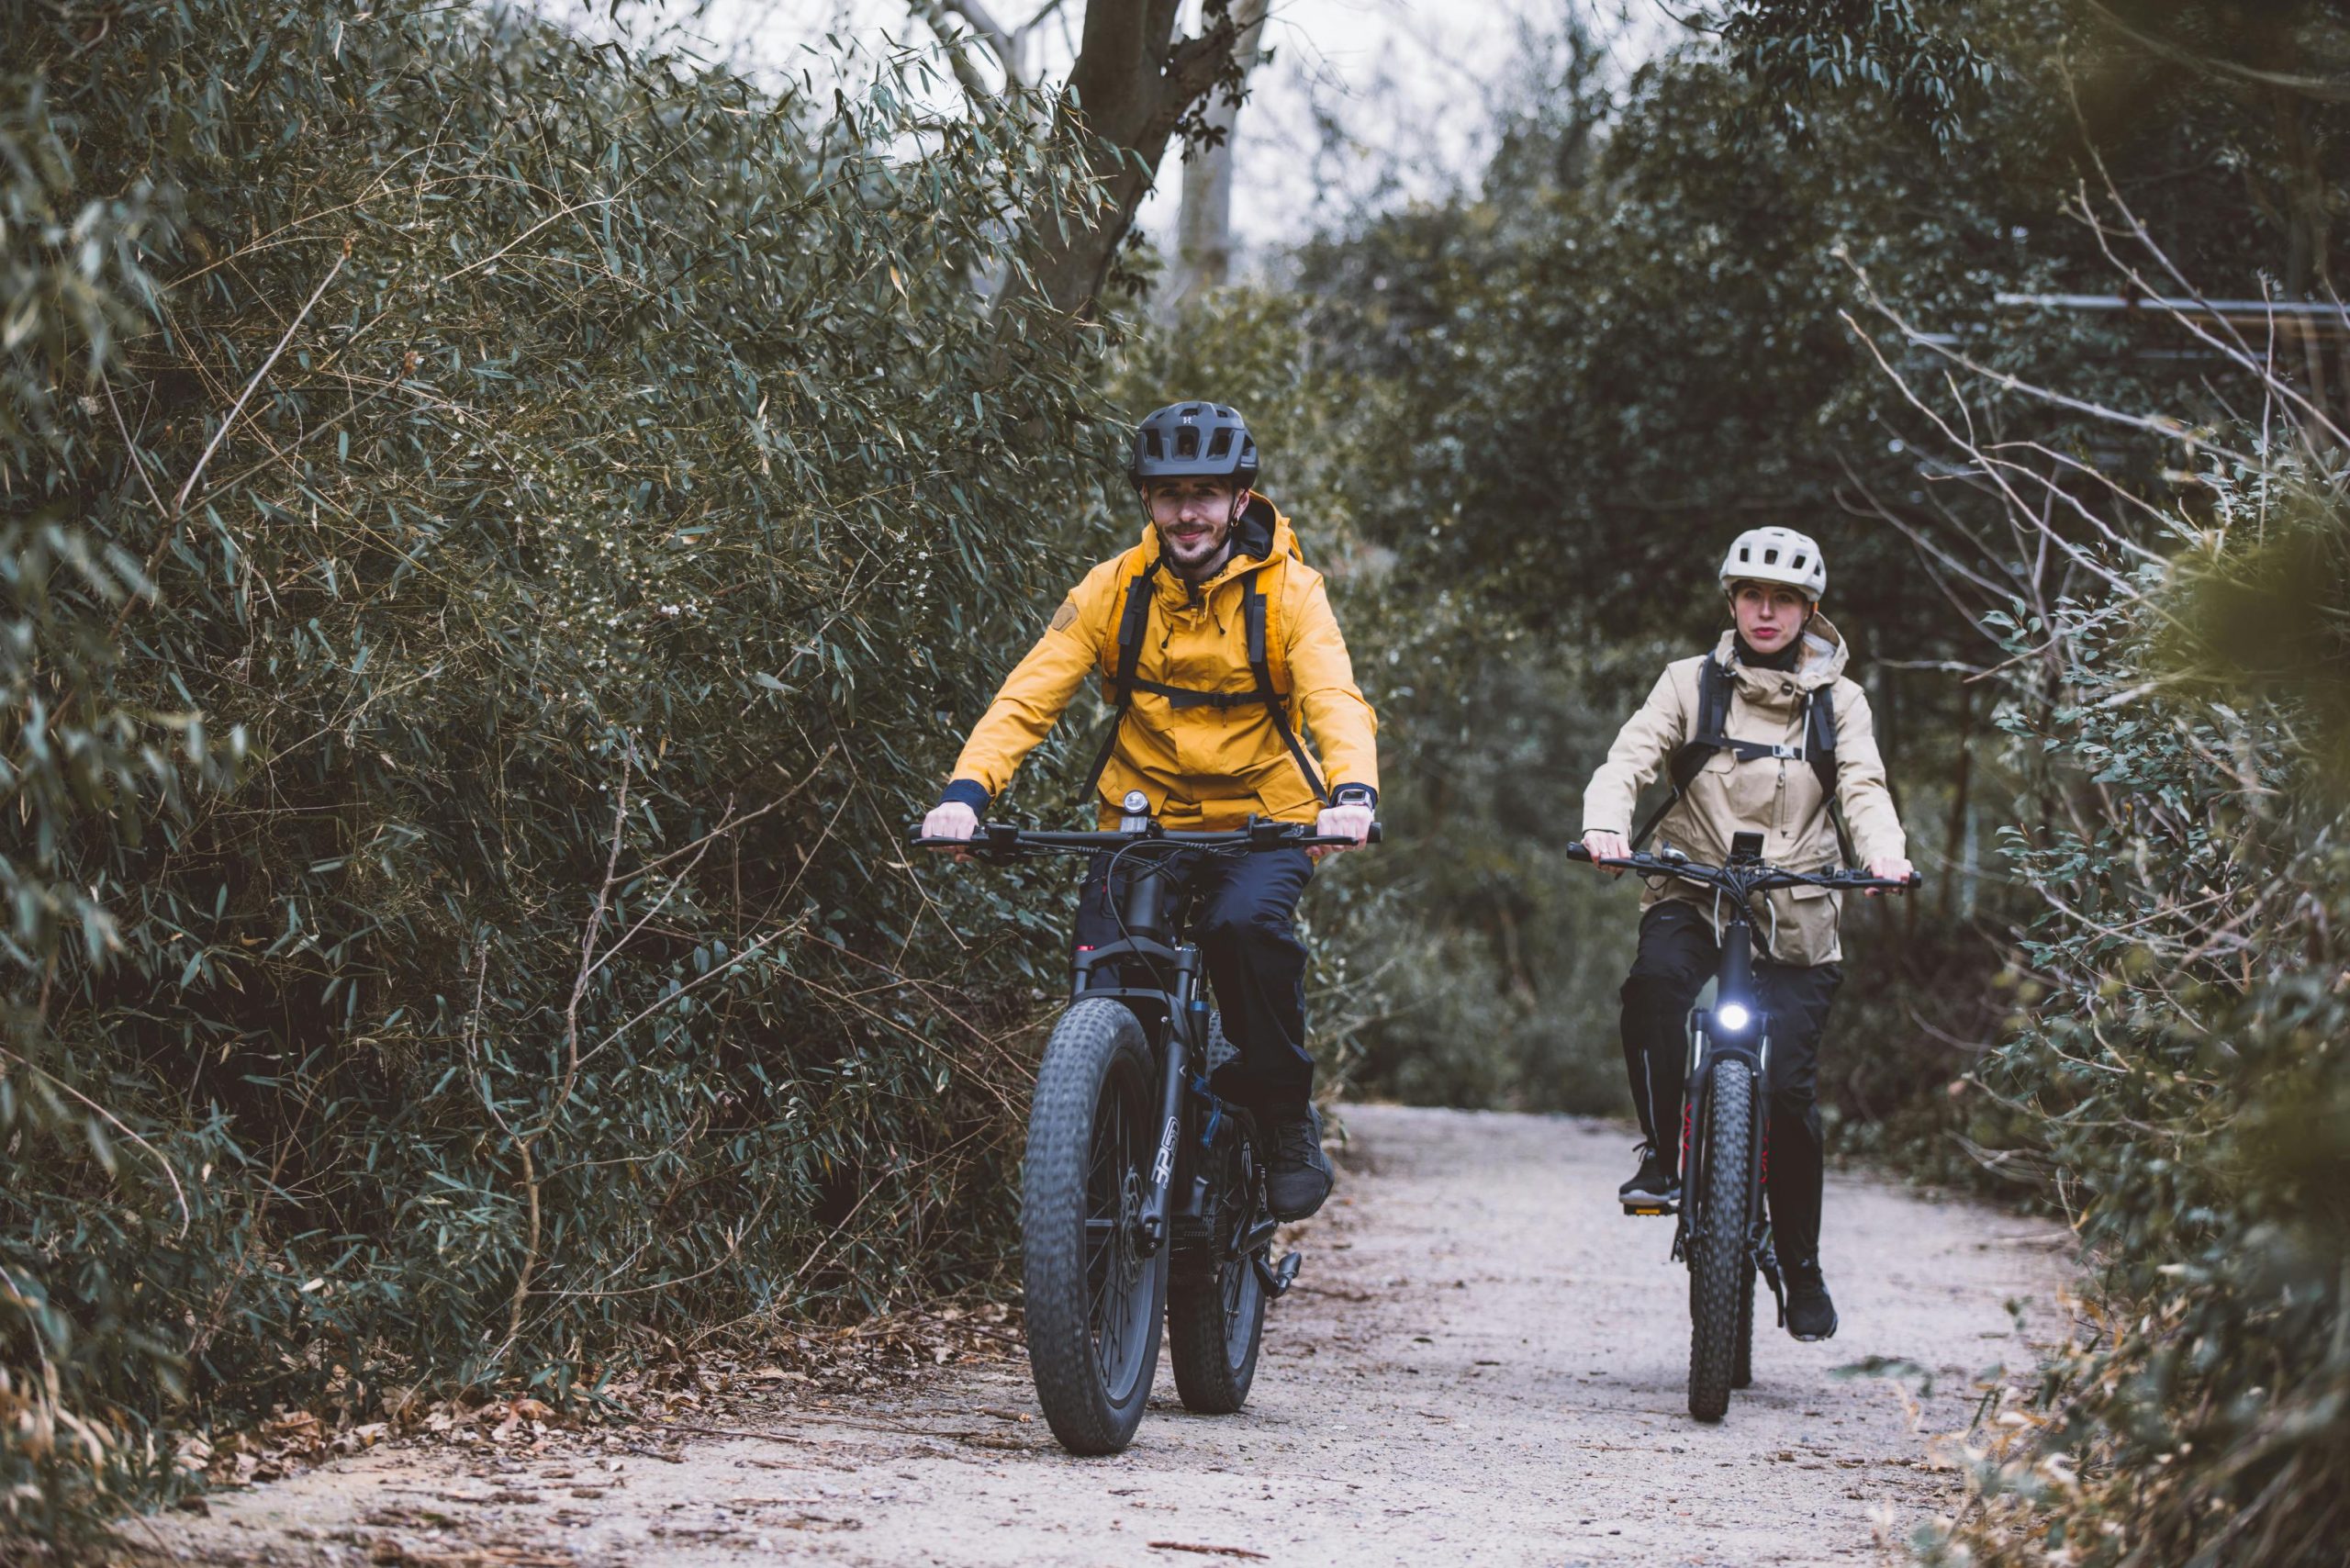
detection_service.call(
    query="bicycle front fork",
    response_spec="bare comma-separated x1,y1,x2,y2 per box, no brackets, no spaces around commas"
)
1137,991,1214,1249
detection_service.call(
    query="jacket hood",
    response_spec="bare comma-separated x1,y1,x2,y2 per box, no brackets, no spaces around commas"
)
1710,612,1851,700
1135,494,1300,593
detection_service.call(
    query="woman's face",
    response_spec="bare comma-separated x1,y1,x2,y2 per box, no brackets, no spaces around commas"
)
1730,580,1812,655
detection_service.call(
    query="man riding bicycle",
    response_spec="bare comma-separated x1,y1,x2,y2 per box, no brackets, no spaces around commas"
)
1579,527,1912,1342
921,402,1379,1223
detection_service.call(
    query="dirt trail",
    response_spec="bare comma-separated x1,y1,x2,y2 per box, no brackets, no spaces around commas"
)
148,1106,2069,1567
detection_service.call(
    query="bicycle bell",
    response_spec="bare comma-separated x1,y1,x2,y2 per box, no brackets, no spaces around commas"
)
1120,790,1152,833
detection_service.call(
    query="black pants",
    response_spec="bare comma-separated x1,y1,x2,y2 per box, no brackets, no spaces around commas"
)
1073,846,1316,1116
1619,902,1842,1268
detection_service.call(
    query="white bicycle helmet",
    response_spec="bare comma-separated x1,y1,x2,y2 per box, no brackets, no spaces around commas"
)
1719,526,1827,603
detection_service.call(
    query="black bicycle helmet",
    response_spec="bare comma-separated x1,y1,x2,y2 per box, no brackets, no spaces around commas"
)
1127,401,1259,490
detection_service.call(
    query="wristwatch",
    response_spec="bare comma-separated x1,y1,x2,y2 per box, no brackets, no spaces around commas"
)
1330,784,1376,808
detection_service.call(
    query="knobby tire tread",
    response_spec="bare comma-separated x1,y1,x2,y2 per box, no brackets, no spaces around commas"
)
1732,1260,1756,1391
1023,999,1166,1455
1688,1057,1756,1423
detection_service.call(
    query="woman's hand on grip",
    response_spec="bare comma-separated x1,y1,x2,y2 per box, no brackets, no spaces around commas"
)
1583,830,1632,878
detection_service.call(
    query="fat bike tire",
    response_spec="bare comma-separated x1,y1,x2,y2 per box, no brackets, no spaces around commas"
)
1023,998,1168,1455
1687,1056,1758,1423
1167,1114,1268,1415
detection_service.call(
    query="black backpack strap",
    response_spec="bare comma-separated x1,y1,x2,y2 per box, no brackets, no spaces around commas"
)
1631,655,1729,850
1244,570,1329,806
1080,559,1161,801
1805,686,1859,868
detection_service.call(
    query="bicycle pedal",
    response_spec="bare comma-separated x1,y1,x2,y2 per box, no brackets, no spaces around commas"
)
1255,1249,1303,1299
1621,1200,1678,1217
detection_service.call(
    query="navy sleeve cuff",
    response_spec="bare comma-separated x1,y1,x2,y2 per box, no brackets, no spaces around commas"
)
938,778,990,812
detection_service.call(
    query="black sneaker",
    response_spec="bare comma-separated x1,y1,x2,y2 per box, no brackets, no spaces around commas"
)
1618,1143,1680,1212
1265,1105,1335,1221
1785,1262,1839,1341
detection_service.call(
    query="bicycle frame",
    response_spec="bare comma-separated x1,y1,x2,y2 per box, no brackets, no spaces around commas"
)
1065,858,1214,1252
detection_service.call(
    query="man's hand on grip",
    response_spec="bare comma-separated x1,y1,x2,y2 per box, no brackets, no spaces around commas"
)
1312,801,1374,862
923,801,979,860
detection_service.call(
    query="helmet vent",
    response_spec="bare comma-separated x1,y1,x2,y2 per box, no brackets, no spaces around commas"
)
1763,547,1780,564
1175,427,1200,458
1791,553,1807,569
1207,430,1231,459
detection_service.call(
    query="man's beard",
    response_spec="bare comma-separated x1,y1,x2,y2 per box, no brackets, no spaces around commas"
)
1159,521,1231,573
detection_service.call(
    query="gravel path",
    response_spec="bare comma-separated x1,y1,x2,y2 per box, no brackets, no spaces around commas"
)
148,1105,2070,1568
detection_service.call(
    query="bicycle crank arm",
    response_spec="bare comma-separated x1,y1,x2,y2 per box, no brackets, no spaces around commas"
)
1253,1250,1304,1300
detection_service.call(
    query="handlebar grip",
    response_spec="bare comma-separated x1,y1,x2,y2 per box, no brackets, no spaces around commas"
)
1565,840,1592,863
1367,823,1382,846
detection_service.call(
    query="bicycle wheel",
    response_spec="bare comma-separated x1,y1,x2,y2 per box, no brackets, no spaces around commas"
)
1687,1054,1758,1423
1167,1113,1268,1415
1023,998,1168,1455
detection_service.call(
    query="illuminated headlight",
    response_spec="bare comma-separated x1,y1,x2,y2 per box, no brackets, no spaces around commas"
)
1715,1002,1751,1033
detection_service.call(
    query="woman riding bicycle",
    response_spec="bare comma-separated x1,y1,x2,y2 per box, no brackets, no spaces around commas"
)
1579,527,1912,1342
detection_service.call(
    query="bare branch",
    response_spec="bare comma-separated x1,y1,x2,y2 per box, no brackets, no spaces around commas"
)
174,248,347,513
908,0,1015,98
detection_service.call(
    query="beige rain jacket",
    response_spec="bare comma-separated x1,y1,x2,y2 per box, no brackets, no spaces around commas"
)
1578,617,1906,965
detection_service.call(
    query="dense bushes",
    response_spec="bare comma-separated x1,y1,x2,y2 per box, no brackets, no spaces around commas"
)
1,0,1120,1536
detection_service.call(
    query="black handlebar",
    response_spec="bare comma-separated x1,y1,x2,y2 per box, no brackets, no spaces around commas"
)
913,817,1382,857
1565,840,1919,893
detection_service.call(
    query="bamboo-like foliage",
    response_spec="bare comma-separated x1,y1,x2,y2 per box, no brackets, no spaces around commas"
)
0,0,1118,1536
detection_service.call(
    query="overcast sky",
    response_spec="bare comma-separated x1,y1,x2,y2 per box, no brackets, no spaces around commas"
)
556,1,1672,263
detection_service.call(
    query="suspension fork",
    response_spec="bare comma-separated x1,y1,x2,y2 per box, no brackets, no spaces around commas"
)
1680,909,1761,1257
1136,949,1202,1249
1718,911,1788,1314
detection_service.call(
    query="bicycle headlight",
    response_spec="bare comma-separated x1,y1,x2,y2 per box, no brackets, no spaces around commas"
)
1715,1002,1751,1034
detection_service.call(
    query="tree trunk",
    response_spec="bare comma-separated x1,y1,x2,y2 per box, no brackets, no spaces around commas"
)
1164,0,1269,312
1025,0,1254,319
910,1,1261,320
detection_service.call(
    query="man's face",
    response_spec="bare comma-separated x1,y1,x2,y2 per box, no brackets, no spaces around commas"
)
1730,580,1813,654
1146,477,1242,574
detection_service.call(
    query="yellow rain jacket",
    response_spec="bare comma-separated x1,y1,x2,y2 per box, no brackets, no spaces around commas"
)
946,498,1379,829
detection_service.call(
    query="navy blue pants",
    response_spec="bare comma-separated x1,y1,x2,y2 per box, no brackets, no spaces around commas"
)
1073,846,1317,1116
1619,902,1841,1269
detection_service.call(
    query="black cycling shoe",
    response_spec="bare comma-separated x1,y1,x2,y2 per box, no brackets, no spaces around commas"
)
1617,1143,1681,1211
1265,1105,1336,1221
1785,1263,1839,1341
